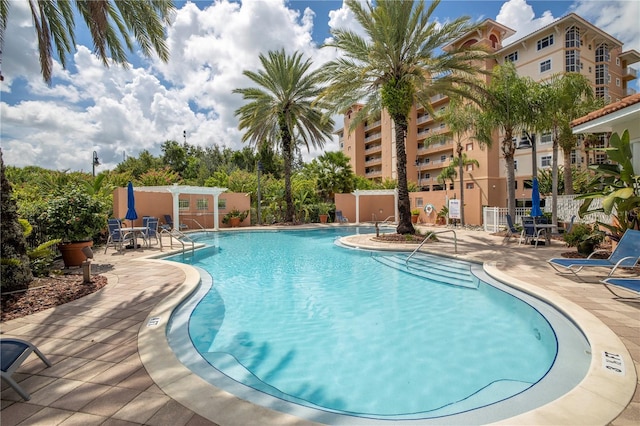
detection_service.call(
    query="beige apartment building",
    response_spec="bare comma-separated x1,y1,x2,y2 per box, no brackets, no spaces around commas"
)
338,14,639,225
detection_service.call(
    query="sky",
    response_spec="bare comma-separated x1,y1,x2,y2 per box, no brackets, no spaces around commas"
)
1,0,639,173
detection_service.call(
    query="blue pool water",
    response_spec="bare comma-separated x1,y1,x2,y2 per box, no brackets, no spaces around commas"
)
166,227,590,423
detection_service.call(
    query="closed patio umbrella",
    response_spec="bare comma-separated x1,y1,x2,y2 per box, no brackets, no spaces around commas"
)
125,181,139,248
530,177,542,217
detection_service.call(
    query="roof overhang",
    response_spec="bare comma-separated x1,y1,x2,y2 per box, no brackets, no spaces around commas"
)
572,103,640,135
134,185,228,196
620,49,640,64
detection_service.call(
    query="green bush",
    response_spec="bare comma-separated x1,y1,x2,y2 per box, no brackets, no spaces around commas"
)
563,223,604,255
42,188,107,242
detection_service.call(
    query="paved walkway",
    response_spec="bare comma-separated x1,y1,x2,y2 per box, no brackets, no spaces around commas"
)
1,226,638,425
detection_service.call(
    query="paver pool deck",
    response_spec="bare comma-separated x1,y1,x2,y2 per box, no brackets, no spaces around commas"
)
1,225,638,425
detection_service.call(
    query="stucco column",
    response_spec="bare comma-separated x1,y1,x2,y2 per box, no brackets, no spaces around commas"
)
213,193,220,231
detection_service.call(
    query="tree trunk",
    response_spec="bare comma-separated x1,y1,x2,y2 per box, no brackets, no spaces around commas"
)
393,119,414,235
551,129,559,226
563,147,574,195
457,142,465,226
280,125,294,223
502,131,517,219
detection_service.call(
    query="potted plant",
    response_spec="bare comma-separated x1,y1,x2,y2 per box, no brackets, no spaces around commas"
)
436,205,448,225
563,223,605,256
317,202,332,223
411,208,420,224
222,208,248,227
42,188,107,267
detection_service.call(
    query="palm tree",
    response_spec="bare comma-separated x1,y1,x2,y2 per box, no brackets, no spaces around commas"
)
234,49,335,223
475,63,534,219
319,0,487,234
434,99,481,225
538,72,599,225
0,0,174,84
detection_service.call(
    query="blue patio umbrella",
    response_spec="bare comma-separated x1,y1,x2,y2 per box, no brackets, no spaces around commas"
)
530,177,543,217
125,181,138,228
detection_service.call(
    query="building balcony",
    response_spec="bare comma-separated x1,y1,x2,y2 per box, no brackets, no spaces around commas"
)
365,144,382,154
365,157,382,166
622,66,637,80
364,119,381,130
416,114,433,124
365,169,382,178
364,132,382,143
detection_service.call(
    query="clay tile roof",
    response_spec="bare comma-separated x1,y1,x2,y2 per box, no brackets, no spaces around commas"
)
571,93,640,127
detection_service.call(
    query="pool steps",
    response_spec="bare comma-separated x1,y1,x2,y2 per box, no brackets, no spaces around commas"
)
373,253,479,289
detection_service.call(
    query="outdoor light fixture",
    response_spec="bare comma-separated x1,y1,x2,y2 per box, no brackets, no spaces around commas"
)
92,151,100,176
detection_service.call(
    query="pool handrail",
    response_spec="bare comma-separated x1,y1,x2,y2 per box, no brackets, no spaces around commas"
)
160,228,195,254
406,229,457,266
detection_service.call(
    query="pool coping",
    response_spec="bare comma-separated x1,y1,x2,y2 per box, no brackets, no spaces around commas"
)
137,230,636,425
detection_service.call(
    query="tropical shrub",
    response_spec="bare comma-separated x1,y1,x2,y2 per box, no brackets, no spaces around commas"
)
42,188,107,242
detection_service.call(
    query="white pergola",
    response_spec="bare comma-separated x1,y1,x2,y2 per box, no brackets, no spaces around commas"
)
572,96,640,173
134,185,227,231
351,189,399,224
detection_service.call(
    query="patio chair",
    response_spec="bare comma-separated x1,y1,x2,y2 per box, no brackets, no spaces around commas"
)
600,277,640,300
335,210,349,223
104,218,133,253
142,217,160,247
503,214,519,243
548,229,640,278
161,214,188,231
1,338,52,401
520,216,545,247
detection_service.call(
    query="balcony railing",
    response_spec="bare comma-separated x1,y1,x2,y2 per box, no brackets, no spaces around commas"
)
626,87,637,96
623,67,637,79
364,120,381,130
364,132,382,142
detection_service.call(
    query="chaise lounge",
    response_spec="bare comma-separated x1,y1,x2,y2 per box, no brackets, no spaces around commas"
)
547,229,640,278
1,338,52,401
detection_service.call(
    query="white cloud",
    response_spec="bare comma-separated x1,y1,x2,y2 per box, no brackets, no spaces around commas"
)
1,0,341,171
496,0,556,45
571,0,640,52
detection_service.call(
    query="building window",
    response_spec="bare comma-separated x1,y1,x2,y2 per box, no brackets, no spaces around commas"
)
616,57,620,66
524,180,533,189
595,43,610,62
540,132,552,144
218,199,227,210
416,198,423,207
424,173,430,179
425,158,430,164
595,86,609,101
616,77,621,87
197,199,208,210
565,49,580,72
570,150,578,165
595,64,608,85
505,51,518,62
466,183,474,189
466,164,473,172
440,155,447,162
537,34,554,50
541,155,552,167
565,26,580,48
540,59,551,73
466,143,473,151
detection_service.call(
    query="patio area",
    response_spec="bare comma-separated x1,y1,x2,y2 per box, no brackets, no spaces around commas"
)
1,226,638,425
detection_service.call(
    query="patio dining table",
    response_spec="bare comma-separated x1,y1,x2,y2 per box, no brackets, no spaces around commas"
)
125,226,148,249
533,223,558,246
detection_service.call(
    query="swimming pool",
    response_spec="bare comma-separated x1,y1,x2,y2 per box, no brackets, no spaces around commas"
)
165,227,591,424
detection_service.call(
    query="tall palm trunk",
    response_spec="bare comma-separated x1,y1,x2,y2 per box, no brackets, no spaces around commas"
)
392,117,414,234
280,122,295,223
503,129,517,219
456,143,465,226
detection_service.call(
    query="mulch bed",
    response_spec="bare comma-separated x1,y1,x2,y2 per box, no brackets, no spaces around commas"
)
1,275,108,322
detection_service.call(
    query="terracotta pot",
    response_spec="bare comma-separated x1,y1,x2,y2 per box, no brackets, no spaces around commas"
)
319,214,328,224
229,217,241,227
58,241,93,268
411,215,419,224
